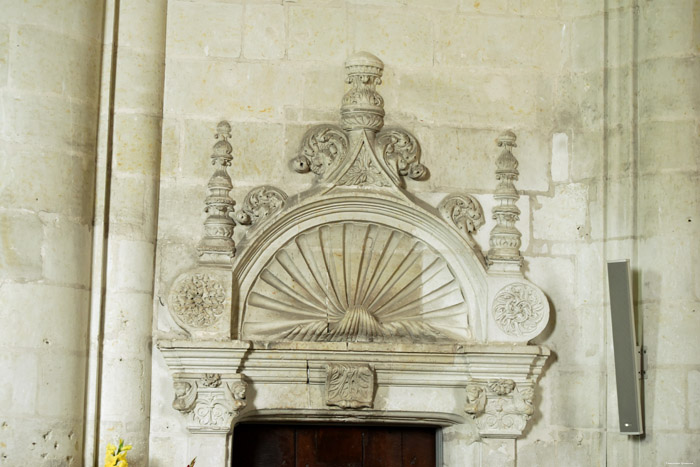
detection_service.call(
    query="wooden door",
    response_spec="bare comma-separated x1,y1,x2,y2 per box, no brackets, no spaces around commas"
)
232,424,436,467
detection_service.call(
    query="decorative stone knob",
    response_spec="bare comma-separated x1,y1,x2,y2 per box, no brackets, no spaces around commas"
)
341,51,385,132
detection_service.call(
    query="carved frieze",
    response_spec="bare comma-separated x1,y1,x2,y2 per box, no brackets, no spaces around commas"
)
169,272,227,329
172,374,247,434
242,222,468,342
492,283,547,337
325,363,375,409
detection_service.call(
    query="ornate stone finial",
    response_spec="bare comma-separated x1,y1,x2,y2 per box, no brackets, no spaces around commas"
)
487,130,523,271
197,121,236,263
341,51,385,132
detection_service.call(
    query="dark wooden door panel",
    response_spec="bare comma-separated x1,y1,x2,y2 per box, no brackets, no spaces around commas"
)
232,424,436,467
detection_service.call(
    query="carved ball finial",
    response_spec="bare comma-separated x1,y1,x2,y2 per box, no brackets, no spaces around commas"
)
341,51,385,132
497,130,517,148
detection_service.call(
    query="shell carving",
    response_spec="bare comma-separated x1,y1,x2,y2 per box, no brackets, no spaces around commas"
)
242,222,469,342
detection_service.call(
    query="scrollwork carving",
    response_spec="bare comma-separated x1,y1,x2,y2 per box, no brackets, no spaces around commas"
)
235,186,287,225
467,380,536,437
438,194,485,249
169,273,227,329
325,363,375,409
293,125,348,177
376,129,426,181
173,375,247,434
492,283,546,337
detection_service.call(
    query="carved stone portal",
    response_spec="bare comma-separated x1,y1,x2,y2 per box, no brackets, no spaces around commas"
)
159,52,552,464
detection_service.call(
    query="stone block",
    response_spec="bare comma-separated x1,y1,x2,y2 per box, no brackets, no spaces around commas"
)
110,238,156,294
9,25,100,101
99,357,148,419
160,117,180,178
605,8,634,68
0,211,43,281
644,368,687,431
167,1,243,58
1,0,104,40
0,282,89,351
638,433,700,467
113,49,165,114
533,183,588,242
518,0,560,17
603,175,634,239
2,91,73,150
527,255,576,319
181,119,285,185
639,0,696,60
36,351,87,417
0,351,38,415
111,175,146,225
551,132,569,182
43,218,92,287
638,236,695,303
165,60,303,119
0,24,8,88
638,56,700,123
103,291,154,357
604,66,633,128
289,6,347,62
458,0,509,14
119,0,167,52
570,130,602,181
350,7,433,68
560,0,602,17
156,181,206,241
302,67,347,110
689,370,700,430
0,147,95,221
643,301,700,366
572,15,604,72
243,4,285,60
549,369,602,428
639,120,699,174
638,173,698,238
113,113,162,175
436,14,565,72
554,71,604,131
575,241,604,307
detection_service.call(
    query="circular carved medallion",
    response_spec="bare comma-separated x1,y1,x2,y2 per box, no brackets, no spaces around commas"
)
492,283,546,337
170,273,226,328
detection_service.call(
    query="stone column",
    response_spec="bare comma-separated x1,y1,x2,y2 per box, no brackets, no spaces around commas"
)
90,0,167,464
0,1,104,465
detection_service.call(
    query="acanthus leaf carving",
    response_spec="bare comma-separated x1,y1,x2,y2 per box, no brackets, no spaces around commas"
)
169,272,227,330
325,363,375,409
375,129,426,183
235,185,287,226
438,194,485,250
492,283,546,337
292,125,348,178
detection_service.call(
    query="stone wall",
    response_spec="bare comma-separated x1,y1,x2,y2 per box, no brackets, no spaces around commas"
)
0,1,104,465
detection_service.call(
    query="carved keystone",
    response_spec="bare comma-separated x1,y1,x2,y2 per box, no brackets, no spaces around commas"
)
325,363,375,409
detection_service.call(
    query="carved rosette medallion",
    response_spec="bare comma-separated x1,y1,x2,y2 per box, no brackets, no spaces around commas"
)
492,283,546,337
325,363,375,409
235,185,288,226
169,273,226,329
172,374,247,434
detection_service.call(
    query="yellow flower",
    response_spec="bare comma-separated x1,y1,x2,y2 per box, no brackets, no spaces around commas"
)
104,439,132,467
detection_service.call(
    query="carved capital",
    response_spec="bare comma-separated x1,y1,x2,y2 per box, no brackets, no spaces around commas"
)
172,373,247,434
466,379,535,438
325,363,375,409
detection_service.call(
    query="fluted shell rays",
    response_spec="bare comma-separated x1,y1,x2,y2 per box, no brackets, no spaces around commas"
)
242,222,470,342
